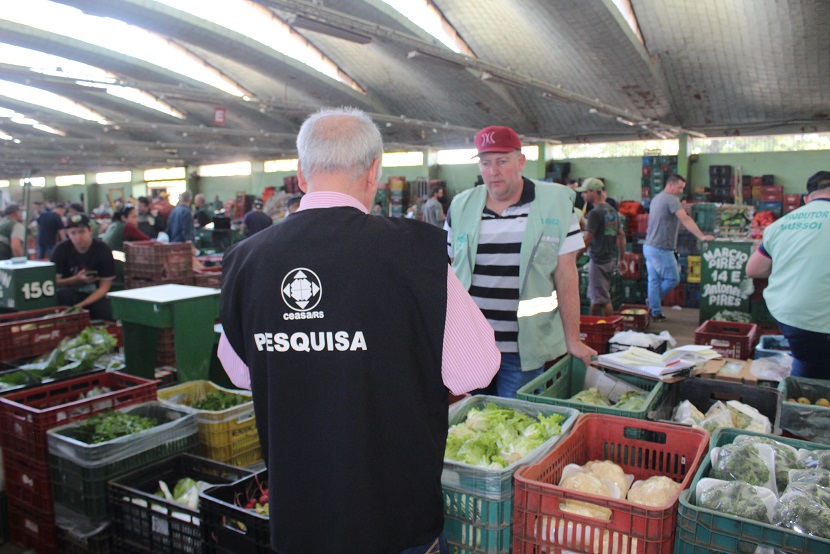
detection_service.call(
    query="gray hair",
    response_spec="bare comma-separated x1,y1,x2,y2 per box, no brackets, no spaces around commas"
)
296,107,383,182
179,190,193,205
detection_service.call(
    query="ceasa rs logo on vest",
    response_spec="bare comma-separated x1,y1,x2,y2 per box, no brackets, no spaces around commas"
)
253,267,368,353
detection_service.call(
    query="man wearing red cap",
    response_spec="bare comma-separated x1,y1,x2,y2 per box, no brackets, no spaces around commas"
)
446,125,596,398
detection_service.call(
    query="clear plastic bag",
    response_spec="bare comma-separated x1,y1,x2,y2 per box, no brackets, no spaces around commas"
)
696,477,777,523
710,442,777,494
735,434,797,493
772,483,830,539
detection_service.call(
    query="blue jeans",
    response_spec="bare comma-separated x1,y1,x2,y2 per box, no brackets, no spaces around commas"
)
643,245,679,316
400,532,448,554
495,353,543,398
777,322,830,379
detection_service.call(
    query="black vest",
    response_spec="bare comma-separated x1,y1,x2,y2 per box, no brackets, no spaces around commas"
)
221,207,448,553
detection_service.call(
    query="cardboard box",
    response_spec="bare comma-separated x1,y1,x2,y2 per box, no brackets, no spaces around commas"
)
694,358,756,384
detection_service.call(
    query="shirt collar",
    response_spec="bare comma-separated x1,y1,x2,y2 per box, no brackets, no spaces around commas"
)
296,192,369,214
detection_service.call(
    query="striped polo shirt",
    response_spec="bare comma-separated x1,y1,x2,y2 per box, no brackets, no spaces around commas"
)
446,179,583,353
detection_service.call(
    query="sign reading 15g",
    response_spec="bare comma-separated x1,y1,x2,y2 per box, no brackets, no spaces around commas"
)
21,280,55,299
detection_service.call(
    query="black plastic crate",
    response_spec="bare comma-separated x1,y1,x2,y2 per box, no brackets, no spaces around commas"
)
648,377,782,434
675,230,701,256
200,470,270,554
57,519,112,554
708,165,732,178
108,454,254,554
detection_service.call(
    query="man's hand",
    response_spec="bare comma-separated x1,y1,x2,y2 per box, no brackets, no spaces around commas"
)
617,259,627,274
73,270,98,286
568,340,597,369
701,234,715,241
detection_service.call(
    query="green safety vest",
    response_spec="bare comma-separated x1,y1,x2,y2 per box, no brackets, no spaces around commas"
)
450,180,576,370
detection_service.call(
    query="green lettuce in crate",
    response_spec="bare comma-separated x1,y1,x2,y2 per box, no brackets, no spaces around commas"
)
192,390,248,411
72,410,158,444
569,387,611,407
614,391,648,411
445,402,564,469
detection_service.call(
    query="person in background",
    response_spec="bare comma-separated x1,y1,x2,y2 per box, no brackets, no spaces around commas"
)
567,178,586,212
285,194,302,217
577,178,626,316
0,204,25,260
101,204,150,252
36,202,65,259
422,185,446,228
218,107,499,554
193,193,212,228
67,203,101,239
150,191,174,224
643,174,714,322
746,170,830,379
51,214,115,320
167,190,195,243
445,125,594,398
241,198,272,237
136,196,164,238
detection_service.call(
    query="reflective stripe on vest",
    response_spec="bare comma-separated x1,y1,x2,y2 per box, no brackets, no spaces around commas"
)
517,291,558,318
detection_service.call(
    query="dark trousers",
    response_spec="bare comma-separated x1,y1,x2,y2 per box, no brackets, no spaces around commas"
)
57,287,113,321
778,322,830,379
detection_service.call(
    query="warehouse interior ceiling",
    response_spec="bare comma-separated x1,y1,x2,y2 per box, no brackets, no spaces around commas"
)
0,0,828,179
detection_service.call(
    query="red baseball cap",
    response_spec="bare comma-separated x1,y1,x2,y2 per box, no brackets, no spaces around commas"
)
474,126,522,156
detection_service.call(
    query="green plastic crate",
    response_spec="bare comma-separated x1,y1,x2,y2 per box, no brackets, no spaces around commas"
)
676,428,830,554
445,515,510,554
517,355,665,420
777,377,830,446
442,396,579,500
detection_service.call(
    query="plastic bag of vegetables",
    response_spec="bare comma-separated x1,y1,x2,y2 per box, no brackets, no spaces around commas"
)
710,442,777,493
696,478,777,523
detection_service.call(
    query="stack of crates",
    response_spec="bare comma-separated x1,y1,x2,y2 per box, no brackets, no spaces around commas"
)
441,396,579,553
124,241,193,289
757,183,783,217
784,193,802,214
158,381,262,467
709,165,733,202
642,155,678,198
47,402,198,525
691,203,717,234
0,372,157,553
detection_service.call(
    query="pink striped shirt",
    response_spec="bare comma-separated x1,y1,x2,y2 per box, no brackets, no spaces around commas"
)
218,191,500,394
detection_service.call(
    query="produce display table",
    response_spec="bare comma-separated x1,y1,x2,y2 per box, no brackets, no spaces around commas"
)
0,259,58,311
108,284,220,382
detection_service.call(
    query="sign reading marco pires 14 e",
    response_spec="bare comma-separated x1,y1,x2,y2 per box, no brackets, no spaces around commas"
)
699,240,756,323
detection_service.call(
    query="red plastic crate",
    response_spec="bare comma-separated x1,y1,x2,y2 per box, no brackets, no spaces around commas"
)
579,315,624,354
125,276,191,289
662,283,684,308
635,214,649,233
4,454,52,515
8,497,58,554
0,371,157,463
124,241,193,281
694,320,759,359
192,266,223,289
621,252,643,280
513,414,709,554
0,307,91,362
615,304,650,331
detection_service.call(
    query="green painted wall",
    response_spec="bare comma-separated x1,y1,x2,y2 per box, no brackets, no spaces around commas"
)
19,149,828,210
